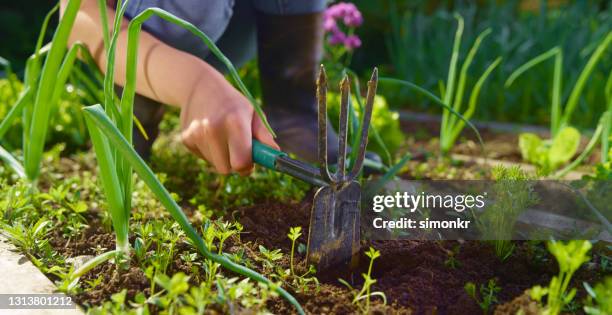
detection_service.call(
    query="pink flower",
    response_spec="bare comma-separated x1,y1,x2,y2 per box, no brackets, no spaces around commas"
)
344,35,362,50
323,17,338,32
328,30,347,45
343,9,363,27
324,2,364,49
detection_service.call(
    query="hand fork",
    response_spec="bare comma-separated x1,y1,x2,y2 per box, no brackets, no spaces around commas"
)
252,65,378,271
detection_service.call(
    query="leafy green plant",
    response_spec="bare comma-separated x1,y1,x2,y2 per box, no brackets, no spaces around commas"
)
339,247,386,313
464,279,501,314
0,217,50,258
473,166,537,261
583,277,612,315
507,32,612,175
529,240,592,315
258,245,283,272
287,226,302,276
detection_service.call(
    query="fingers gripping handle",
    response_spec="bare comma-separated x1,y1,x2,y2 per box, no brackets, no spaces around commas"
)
252,139,285,170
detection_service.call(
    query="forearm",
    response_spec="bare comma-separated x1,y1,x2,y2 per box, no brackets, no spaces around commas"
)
61,0,226,108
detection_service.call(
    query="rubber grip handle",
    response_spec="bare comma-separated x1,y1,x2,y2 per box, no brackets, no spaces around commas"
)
252,139,286,170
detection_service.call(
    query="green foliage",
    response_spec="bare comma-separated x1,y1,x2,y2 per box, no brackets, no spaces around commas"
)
519,127,581,175
327,91,404,158
474,166,537,260
584,277,612,315
339,247,386,314
437,15,501,154
287,226,302,276
382,1,611,128
509,33,612,175
464,279,501,314
530,240,592,315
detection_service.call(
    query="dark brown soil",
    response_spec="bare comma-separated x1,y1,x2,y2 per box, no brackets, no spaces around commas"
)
42,173,604,314
232,197,604,315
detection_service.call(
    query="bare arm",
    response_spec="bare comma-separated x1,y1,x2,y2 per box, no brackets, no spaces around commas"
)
61,0,278,174
61,0,225,107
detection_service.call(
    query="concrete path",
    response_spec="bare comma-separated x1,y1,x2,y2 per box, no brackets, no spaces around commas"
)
0,236,83,315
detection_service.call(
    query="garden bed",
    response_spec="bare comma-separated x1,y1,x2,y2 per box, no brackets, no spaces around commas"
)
2,129,607,314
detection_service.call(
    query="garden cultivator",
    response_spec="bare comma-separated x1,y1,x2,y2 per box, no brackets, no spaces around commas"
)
252,65,378,271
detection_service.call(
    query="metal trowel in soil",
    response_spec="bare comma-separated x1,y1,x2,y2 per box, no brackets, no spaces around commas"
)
252,65,378,272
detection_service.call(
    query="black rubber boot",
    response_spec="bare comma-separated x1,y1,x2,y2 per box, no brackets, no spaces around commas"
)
255,11,340,163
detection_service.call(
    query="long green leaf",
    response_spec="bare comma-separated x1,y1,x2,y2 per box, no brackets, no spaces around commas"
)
440,14,464,140
551,50,563,136
83,107,129,254
0,87,31,139
35,3,60,58
96,0,111,53
0,144,25,178
378,77,485,152
25,0,82,181
561,32,612,128
505,47,561,88
603,71,612,163
449,57,502,145
81,104,304,314
448,28,492,132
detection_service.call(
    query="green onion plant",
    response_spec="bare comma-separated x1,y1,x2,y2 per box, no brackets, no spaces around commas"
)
506,32,611,176
438,14,502,155
377,14,496,157
79,1,303,312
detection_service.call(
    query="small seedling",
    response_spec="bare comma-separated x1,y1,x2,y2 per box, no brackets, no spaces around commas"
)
339,247,386,314
444,244,462,269
464,279,501,314
258,245,283,271
529,240,592,315
473,166,537,261
287,226,302,276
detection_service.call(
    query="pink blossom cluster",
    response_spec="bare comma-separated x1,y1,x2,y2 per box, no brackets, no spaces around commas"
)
323,2,363,50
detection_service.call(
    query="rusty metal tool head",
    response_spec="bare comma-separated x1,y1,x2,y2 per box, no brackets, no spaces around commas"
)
306,65,378,271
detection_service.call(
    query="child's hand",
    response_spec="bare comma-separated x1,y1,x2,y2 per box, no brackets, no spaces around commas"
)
180,78,279,175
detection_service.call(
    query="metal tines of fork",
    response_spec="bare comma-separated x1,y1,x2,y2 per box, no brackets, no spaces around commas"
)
316,65,378,186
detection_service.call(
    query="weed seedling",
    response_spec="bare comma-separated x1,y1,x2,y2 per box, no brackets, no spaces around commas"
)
444,244,462,269
529,240,592,315
287,226,302,276
464,279,501,314
340,247,386,314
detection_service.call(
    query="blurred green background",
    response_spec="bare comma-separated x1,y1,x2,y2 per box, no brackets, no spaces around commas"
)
1,0,610,129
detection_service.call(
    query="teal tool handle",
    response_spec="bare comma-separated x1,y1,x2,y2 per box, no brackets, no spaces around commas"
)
252,139,285,170
252,139,325,186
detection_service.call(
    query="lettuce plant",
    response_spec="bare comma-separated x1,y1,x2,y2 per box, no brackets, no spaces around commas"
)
506,32,612,175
